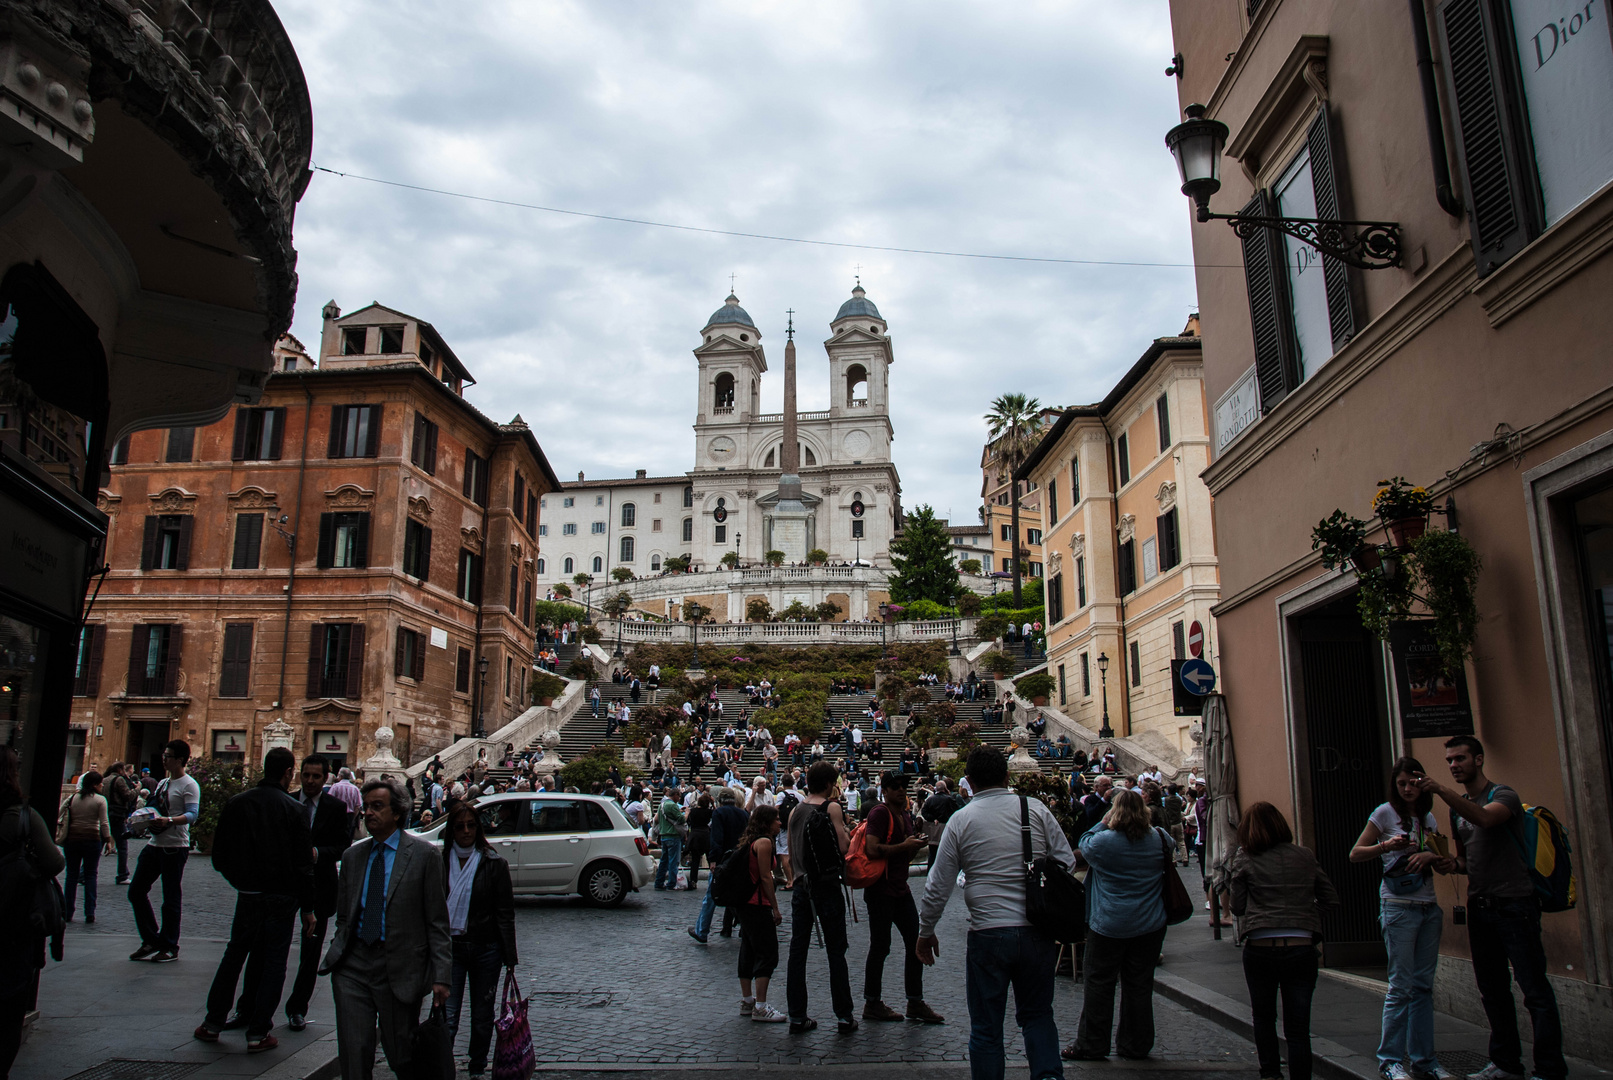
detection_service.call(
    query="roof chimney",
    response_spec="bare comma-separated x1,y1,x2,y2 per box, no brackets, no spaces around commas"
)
636,469,647,479
577,471,584,482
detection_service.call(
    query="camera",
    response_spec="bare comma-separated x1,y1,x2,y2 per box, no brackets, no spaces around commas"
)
1452,905,1467,926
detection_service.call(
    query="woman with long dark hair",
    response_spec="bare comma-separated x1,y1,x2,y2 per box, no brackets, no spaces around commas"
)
685,793,714,888
734,804,785,1023
1,747,65,1078
1350,758,1453,1080
440,801,518,1076
1230,802,1340,1080
59,770,112,923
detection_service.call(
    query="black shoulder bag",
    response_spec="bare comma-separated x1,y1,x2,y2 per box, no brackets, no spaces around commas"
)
1020,795,1085,944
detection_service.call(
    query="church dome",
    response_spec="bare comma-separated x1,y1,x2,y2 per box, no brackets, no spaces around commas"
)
834,284,882,322
704,293,756,330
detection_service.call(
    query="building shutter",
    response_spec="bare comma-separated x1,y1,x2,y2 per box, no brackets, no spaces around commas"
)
364,405,381,457
426,422,438,474
1241,189,1298,413
353,513,371,568
267,408,285,459
233,513,263,570
456,647,471,693
231,410,249,460
412,632,425,681
140,516,159,571
1306,106,1360,349
162,625,183,696
307,625,324,698
221,624,252,697
328,406,344,457
418,524,434,581
1157,510,1180,570
128,624,151,694
1437,0,1536,276
316,513,335,569
175,516,195,570
463,448,475,498
395,627,407,678
345,623,365,699
1173,620,1187,660
84,625,104,697
1118,540,1137,595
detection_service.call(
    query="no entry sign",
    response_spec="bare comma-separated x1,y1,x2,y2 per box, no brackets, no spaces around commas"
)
1188,620,1205,658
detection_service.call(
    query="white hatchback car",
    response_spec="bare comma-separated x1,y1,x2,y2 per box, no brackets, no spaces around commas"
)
414,792,655,907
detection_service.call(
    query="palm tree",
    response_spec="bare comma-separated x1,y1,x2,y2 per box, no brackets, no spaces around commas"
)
984,393,1048,605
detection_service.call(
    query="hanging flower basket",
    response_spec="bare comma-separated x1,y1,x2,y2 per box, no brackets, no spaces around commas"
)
1352,544,1383,574
1386,514,1428,548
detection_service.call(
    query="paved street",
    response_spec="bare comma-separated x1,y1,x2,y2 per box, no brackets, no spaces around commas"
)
28,839,1261,1078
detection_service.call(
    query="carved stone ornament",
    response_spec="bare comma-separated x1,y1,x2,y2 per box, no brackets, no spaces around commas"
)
1156,481,1178,512
1069,532,1086,558
227,486,279,509
821,486,842,496
1117,513,1136,543
326,484,374,508
149,487,198,513
737,489,758,499
261,718,296,753
874,483,890,493
96,490,122,513
510,542,523,561
407,496,433,521
1047,550,1063,577
461,526,484,553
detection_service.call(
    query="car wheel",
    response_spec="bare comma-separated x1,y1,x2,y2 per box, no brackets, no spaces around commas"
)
582,861,627,907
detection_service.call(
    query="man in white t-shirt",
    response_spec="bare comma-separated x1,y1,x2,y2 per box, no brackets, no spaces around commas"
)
129,739,202,962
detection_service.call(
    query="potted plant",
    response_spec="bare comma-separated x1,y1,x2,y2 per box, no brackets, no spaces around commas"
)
765,550,786,567
720,552,739,568
1310,509,1370,571
1015,670,1056,707
806,548,828,565
979,648,1016,679
1373,476,1435,547
529,670,567,706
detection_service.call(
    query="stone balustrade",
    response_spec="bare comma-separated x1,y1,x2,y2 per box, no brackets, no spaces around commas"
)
600,617,974,646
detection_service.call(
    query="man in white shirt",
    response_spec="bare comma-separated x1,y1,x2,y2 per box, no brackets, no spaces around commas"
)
129,739,202,963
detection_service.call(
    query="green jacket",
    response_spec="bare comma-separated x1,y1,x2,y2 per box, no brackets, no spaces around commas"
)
656,797,686,837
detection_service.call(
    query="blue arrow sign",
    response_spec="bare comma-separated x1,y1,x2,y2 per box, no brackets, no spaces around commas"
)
1180,658,1216,696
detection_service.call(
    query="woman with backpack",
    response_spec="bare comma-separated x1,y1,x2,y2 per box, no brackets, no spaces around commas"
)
733,804,786,1023
1350,758,1454,1080
57,771,112,923
2,747,65,1078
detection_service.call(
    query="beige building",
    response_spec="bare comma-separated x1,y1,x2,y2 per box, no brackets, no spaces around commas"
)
1167,0,1613,1054
981,406,1061,581
1017,328,1217,758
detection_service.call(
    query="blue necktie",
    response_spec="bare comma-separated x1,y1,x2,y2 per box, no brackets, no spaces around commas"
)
358,845,386,944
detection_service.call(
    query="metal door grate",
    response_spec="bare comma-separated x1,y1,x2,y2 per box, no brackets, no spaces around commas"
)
64,1062,206,1080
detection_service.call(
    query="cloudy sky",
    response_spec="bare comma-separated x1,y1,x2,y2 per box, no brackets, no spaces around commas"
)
276,0,1196,523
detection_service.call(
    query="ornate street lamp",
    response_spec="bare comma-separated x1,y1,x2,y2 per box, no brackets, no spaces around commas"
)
475,654,490,737
878,601,889,657
1096,651,1113,740
1165,103,1402,270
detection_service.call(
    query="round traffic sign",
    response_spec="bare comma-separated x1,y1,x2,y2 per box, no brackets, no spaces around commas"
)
1188,620,1204,658
1179,658,1216,696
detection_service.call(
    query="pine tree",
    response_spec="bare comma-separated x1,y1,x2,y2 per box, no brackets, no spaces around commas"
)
888,504,960,605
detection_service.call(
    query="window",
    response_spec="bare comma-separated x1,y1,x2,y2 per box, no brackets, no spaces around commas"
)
328,405,380,459
684,486,694,507
682,518,693,542
231,513,263,570
109,435,130,465
852,519,865,539
1001,524,1012,542
1118,539,1137,594
72,624,104,697
1070,457,1080,504
522,578,533,625
1048,573,1064,623
595,496,603,506
378,324,404,353
1077,555,1087,607
1172,620,1186,661
592,556,603,573
1002,557,1012,573
1156,393,1171,451
411,412,439,474
456,647,472,693
563,557,574,574
165,427,194,463
1142,536,1158,583
128,624,183,696
514,473,526,514
394,627,425,681
341,327,366,354
651,519,662,532
231,407,285,461
1048,479,1058,523
1058,664,1066,706
620,536,635,562
525,492,538,536
714,525,726,544
141,515,193,571
563,523,577,536
1026,528,1043,546
463,450,489,507
562,496,574,508
538,524,548,537
1129,640,1141,687
1158,509,1181,571
403,519,432,580
219,623,253,697
621,503,636,527
508,563,518,612
457,550,482,603
651,555,661,571
1028,561,1043,577
591,522,606,534
1117,433,1131,486
316,512,370,569
1081,652,1091,696
308,622,363,699
536,558,545,574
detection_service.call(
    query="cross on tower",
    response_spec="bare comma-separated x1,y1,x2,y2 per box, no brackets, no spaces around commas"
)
729,272,737,294
786,308,795,340
854,264,862,286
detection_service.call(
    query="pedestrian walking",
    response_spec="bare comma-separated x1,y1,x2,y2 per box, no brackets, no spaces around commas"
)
323,777,452,1080
285,754,354,1031
917,747,1073,1080
1421,737,1566,1080
58,770,111,923
690,787,748,942
1232,802,1341,1080
655,787,687,890
193,748,315,1053
441,802,518,1077
1,747,65,1080
785,760,856,1034
734,805,786,1023
1064,788,1172,1062
861,772,944,1024
105,761,137,884
128,739,200,963
920,779,960,870
686,793,714,888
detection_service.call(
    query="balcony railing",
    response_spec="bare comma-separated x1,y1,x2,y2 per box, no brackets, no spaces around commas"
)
601,617,975,645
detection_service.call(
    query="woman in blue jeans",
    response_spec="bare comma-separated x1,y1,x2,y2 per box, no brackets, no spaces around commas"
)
1351,758,1456,1080
441,803,518,1076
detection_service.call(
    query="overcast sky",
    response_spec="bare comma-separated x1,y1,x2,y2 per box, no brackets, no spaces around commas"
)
276,0,1196,523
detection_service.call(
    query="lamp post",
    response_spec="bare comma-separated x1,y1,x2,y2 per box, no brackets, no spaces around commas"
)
1165,103,1402,269
947,595,960,656
854,535,861,567
475,654,490,737
735,531,741,567
613,612,624,659
1096,651,1112,739
878,601,889,657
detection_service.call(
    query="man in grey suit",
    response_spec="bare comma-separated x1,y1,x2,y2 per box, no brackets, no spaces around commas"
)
321,776,451,1080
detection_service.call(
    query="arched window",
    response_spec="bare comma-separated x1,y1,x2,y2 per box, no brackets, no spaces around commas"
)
621,503,636,527
682,518,693,542
592,555,603,573
651,554,661,571
563,557,574,574
714,372,735,408
846,363,868,403
620,536,635,562
683,485,693,508
853,491,863,501
804,444,817,466
764,447,775,468
536,558,545,574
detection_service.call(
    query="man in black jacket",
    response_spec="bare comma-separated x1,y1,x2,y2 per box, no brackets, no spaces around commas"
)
689,787,749,942
284,754,353,1030
193,747,314,1052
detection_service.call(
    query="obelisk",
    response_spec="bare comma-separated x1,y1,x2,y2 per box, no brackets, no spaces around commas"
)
765,309,812,561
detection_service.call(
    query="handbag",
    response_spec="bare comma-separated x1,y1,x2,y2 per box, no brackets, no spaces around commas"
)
1159,828,1194,925
493,968,536,1080
412,1002,456,1080
1020,796,1086,944
55,798,72,845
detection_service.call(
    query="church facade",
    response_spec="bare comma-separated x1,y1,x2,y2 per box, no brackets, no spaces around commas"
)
534,285,903,591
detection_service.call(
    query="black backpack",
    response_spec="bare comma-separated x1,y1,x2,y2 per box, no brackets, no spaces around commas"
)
1020,796,1085,944
798,801,844,883
0,806,67,950
709,840,757,907
777,791,800,827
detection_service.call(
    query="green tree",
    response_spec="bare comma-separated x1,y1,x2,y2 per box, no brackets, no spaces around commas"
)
779,599,811,621
746,596,773,622
573,572,593,588
959,558,983,575
814,599,842,622
611,566,634,582
888,504,960,605
805,548,828,564
551,582,572,598
985,392,1049,605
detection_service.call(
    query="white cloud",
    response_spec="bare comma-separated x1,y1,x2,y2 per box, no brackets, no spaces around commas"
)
277,0,1196,518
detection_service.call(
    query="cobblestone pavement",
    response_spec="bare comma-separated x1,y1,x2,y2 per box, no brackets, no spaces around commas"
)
61,842,1259,1075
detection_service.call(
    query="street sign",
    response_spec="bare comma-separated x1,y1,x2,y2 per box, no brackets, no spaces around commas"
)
1171,660,1204,716
1188,620,1205,658
1179,657,1216,696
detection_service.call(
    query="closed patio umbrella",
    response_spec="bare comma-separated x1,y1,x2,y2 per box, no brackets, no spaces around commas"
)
1202,692,1239,938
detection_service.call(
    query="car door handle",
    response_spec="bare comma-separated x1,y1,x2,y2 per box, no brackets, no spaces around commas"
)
567,837,583,843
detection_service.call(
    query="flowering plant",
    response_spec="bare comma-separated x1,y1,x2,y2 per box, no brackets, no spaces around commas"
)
1372,476,1434,519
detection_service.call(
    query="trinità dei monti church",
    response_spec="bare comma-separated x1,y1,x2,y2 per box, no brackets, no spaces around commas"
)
533,284,905,621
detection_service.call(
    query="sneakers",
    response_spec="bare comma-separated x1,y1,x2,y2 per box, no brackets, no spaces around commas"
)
129,944,158,962
740,998,755,1016
905,1001,945,1024
862,1000,904,1022
151,949,179,963
789,1018,818,1034
1381,1064,1413,1080
1412,1066,1454,1080
1466,1067,1524,1080
751,1003,787,1023
246,1034,278,1053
